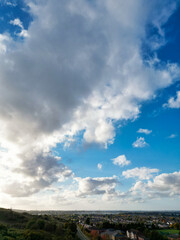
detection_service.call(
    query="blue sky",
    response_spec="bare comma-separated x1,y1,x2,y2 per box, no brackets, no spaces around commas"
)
0,0,180,210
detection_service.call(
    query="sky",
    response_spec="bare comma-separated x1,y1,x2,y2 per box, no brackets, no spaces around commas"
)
0,0,180,211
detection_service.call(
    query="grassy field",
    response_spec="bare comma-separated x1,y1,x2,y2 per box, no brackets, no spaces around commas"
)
159,229,180,236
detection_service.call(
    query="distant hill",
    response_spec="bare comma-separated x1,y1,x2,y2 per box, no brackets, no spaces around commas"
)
0,207,79,240
0,207,30,227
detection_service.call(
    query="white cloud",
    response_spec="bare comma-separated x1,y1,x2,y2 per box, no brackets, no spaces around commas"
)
122,167,159,180
147,171,180,195
76,176,118,197
163,91,180,109
10,18,28,37
83,119,115,148
4,0,17,7
112,155,131,167
97,163,102,170
168,133,177,139
0,34,10,54
10,18,23,29
0,152,73,197
0,0,179,201
137,128,152,134
130,171,180,201
132,137,149,148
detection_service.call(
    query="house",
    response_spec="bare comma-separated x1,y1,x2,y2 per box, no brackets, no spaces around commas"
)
158,224,169,229
138,234,147,240
126,229,147,240
111,232,128,240
101,229,127,240
90,228,101,238
127,229,139,239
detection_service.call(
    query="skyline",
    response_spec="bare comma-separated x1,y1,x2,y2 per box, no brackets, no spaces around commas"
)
0,0,180,211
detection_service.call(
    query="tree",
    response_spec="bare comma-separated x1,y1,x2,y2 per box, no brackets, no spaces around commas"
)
44,222,56,233
56,224,64,235
24,230,52,240
26,218,38,229
173,222,180,230
0,224,7,235
149,230,168,240
85,217,90,225
36,219,45,230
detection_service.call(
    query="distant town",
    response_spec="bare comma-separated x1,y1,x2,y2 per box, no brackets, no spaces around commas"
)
28,210,180,240
1,208,180,239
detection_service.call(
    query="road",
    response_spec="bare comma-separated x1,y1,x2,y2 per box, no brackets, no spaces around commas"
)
77,225,90,240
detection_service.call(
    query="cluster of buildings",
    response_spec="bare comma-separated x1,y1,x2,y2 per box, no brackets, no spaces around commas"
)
81,225,149,240
28,210,180,239
126,229,148,240
76,212,180,229
77,212,180,240
93,229,128,240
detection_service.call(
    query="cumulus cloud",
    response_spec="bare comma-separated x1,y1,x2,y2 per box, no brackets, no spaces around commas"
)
122,167,159,180
74,171,180,204
0,0,179,199
137,128,152,134
163,91,180,109
0,152,73,197
76,176,118,197
148,171,180,193
130,171,180,200
132,137,149,148
112,155,131,167
10,18,23,29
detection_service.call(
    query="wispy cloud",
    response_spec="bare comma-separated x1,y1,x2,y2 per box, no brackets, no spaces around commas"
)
97,163,102,170
163,91,180,109
5,1,17,7
10,18,28,37
122,167,159,180
137,128,152,135
0,34,10,54
168,133,178,139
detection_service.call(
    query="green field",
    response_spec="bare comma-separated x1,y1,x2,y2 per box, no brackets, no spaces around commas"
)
159,229,180,236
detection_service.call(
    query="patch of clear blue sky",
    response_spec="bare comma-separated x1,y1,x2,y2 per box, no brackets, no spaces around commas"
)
157,5,180,63
0,0,32,38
